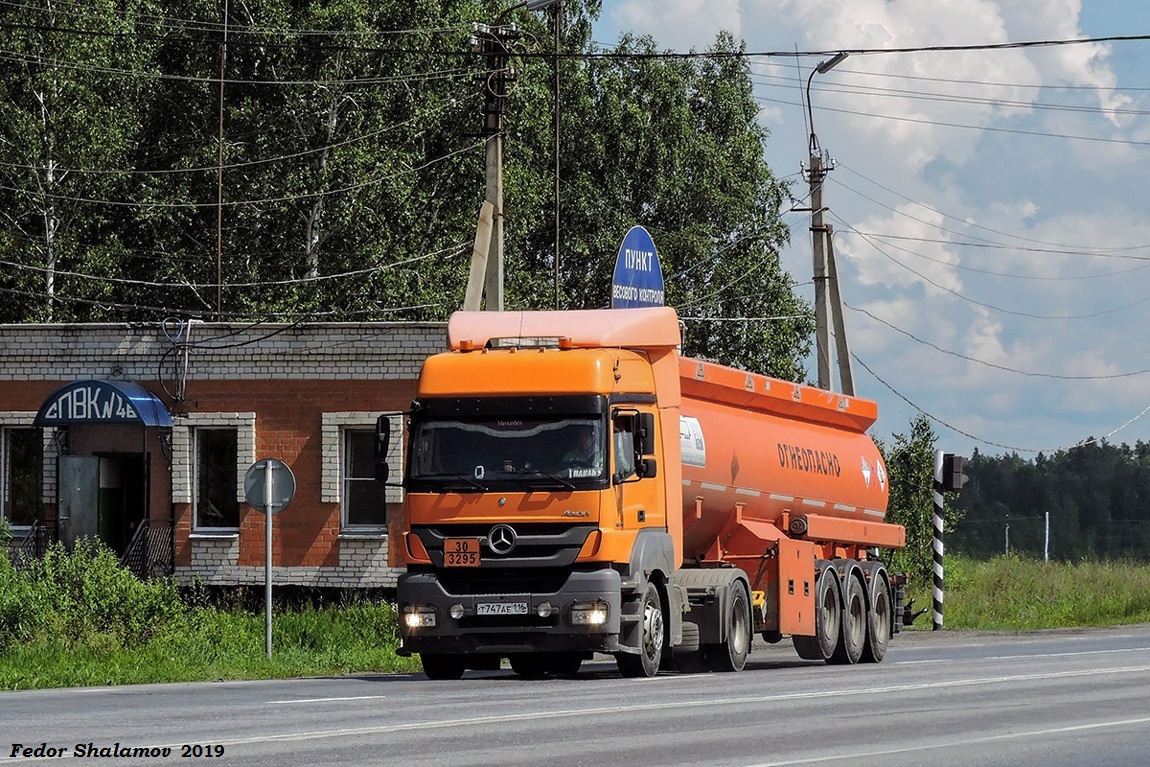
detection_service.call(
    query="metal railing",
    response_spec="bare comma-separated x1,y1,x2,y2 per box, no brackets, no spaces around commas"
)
119,520,174,580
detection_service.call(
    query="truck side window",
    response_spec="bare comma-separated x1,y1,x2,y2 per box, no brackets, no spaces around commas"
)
613,418,636,481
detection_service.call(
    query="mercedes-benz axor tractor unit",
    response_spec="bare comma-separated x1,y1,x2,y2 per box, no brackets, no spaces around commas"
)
379,307,908,679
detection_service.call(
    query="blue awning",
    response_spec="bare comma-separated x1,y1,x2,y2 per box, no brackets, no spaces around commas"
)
33,380,174,428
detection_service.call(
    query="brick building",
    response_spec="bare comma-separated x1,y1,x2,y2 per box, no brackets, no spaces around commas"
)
0,321,444,590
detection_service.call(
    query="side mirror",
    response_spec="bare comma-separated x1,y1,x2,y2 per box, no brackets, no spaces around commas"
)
638,412,656,456
374,415,391,483
637,458,657,479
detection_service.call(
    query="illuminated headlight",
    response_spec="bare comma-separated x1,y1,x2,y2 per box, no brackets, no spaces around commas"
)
570,600,609,626
403,606,437,629
449,604,465,620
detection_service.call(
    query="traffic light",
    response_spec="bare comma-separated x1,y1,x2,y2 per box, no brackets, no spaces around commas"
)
941,453,969,492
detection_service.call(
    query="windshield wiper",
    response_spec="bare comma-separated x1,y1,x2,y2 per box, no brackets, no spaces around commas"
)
515,470,577,491
419,472,488,491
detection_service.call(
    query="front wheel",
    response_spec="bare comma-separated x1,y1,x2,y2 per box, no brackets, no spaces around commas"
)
421,653,465,680
616,583,664,678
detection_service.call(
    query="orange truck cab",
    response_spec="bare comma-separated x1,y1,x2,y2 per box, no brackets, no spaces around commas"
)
382,308,907,679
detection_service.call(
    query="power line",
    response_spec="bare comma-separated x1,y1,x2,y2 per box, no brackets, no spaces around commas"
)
853,352,1150,454
833,214,1150,320
846,302,1150,380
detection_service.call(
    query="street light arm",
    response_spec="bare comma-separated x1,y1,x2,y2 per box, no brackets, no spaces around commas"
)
498,0,561,23
805,52,848,157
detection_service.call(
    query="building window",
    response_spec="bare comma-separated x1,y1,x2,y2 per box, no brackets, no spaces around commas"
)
2,428,42,527
343,429,384,528
194,428,239,529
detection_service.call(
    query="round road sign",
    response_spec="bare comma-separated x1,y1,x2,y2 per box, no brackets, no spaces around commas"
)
243,458,296,513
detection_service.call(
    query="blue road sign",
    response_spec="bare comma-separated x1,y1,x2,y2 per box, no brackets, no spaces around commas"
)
610,226,665,309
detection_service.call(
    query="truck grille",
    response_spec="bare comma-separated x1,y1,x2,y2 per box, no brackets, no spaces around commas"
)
412,523,595,570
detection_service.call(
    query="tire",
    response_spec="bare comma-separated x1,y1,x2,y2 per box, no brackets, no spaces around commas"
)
793,565,842,662
672,621,708,673
509,653,549,679
616,583,665,678
830,574,867,665
549,652,584,677
707,582,751,672
861,573,892,663
421,653,465,680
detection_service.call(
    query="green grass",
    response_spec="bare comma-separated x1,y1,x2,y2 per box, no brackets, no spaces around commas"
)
907,555,1150,631
0,541,419,690
4,540,1150,689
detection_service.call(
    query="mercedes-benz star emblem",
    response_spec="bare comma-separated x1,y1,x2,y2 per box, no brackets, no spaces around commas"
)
487,524,517,555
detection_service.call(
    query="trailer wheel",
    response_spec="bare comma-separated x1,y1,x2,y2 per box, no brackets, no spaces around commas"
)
421,653,465,680
830,574,867,665
793,565,842,661
861,574,892,663
616,583,664,678
707,582,751,672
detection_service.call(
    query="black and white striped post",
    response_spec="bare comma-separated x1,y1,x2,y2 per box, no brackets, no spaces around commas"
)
932,450,946,631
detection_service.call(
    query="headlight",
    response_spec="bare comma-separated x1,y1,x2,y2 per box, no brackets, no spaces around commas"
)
570,600,609,626
403,605,437,629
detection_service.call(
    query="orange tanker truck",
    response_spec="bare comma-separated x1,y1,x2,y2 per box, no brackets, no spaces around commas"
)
379,307,909,679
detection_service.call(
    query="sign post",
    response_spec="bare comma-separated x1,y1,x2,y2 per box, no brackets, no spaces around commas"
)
243,458,296,658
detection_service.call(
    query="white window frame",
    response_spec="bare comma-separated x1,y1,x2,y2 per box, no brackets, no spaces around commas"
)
322,412,402,532
171,413,255,533
0,414,42,531
192,427,241,531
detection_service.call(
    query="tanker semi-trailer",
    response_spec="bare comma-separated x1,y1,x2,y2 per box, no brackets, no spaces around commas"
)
378,308,909,679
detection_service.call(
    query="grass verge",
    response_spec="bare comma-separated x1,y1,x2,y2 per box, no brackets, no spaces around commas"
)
0,541,420,690
906,554,1150,630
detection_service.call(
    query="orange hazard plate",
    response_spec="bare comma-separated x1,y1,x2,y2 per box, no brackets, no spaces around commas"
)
444,538,481,567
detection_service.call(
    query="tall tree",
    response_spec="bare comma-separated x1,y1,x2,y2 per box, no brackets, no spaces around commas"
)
880,414,962,587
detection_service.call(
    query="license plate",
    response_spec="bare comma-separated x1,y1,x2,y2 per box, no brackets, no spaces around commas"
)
444,537,480,567
476,602,528,615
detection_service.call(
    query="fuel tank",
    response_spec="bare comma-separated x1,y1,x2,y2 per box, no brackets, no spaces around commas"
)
677,358,890,559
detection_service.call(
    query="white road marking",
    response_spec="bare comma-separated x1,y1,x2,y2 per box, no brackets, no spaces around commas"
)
142,664,1150,751
268,695,391,704
738,715,1150,767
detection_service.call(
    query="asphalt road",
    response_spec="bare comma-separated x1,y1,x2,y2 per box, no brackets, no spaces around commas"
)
2,625,1149,767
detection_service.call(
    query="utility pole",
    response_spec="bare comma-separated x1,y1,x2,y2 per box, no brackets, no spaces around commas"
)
469,0,562,312
805,53,850,393
472,22,514,312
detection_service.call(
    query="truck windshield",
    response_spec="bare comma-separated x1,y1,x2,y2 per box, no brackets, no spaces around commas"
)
409,416,606,489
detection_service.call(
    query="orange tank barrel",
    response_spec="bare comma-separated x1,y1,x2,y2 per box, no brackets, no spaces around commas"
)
678,358,891,561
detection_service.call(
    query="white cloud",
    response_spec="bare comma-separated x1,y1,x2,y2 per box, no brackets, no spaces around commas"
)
597,0,1150,452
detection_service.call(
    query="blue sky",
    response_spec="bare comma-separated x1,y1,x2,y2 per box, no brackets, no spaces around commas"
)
593,1,1150,456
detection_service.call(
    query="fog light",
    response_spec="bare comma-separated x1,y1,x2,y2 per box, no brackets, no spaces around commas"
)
570,600,609,626
403,606,437,629
537,602,554,618
449,603,465,620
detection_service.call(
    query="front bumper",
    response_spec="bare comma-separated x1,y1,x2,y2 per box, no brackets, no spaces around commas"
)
397,568,623,656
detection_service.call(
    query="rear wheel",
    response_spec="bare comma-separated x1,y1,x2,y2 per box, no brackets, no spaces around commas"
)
421,653,465,680
616,583,664,678
707,582,751,672
831,574,867,665
793,565,842,661
861,574,892,663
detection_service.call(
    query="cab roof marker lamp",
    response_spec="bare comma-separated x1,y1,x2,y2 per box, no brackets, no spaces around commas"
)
485,336,563,350
458,339,479,352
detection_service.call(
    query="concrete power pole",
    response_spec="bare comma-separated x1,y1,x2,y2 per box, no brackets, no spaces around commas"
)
473,22,514,312
806,52,852,394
